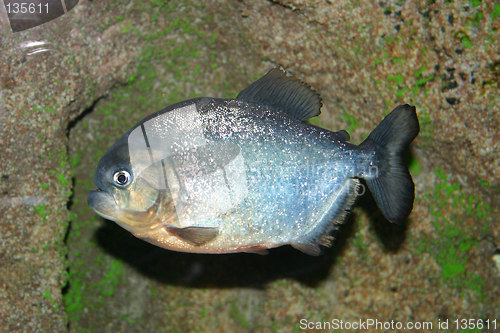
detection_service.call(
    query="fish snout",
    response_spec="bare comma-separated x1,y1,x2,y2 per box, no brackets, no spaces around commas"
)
87,190,119,221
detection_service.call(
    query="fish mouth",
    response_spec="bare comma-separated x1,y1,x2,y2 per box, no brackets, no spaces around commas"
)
87,190,120,222
87,189,172,233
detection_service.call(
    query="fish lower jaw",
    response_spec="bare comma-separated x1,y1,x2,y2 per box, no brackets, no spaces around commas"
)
112,219,162,234
91,208,119,223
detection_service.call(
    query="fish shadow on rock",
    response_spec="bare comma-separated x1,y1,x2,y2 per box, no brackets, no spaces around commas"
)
95,154,414,289
357,183,409,252
94,214,356,289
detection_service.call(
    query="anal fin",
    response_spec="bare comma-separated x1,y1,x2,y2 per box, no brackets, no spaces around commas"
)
290,179,360,255
166,226,218,246
290,242,322,256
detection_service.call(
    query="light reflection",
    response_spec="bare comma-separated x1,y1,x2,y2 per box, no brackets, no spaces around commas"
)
18,40,52,55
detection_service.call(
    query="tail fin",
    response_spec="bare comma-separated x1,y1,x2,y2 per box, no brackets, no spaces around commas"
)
360,104,419,223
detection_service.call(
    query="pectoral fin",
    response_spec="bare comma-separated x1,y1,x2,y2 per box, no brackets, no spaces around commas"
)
166,226,219,246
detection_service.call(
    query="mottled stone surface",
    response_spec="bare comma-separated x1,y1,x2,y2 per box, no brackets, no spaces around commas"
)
0,0,146,331
1,0,498,332
250,0,499,183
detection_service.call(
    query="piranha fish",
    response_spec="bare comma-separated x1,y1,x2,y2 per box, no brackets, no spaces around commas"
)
88,69,419,255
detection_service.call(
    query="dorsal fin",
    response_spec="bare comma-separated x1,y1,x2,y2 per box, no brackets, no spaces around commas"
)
236,68,322,121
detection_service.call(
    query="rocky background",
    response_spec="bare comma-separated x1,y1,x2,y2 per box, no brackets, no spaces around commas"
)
0,0,498,332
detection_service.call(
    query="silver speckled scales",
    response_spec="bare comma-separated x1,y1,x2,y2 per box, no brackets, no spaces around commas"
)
89,68,419,255
128,97,366,254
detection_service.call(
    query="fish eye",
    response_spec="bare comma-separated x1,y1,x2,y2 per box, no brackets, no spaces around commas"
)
112,169,132,187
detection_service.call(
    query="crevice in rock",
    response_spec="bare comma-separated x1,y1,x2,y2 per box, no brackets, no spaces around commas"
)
268,0,299,12
67,96,106,134
62,95,103,331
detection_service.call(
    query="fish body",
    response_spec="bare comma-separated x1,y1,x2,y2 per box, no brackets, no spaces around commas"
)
88,69,419,255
